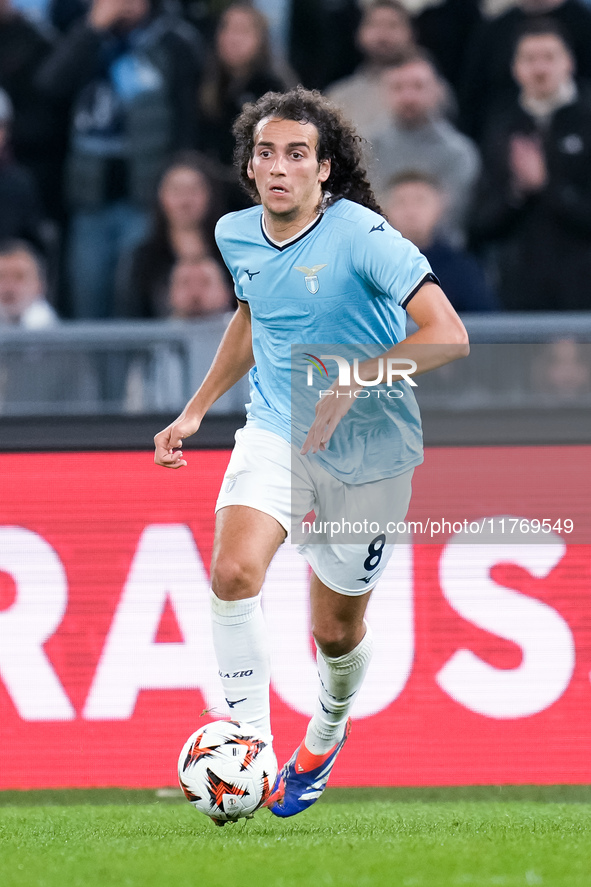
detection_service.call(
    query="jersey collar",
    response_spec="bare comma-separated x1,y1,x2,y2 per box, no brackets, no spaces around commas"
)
260,208,326,251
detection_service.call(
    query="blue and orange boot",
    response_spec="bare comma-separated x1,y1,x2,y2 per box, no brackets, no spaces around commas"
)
267,719,352,818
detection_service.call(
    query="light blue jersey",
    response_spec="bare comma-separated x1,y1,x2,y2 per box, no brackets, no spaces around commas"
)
215,197,436,483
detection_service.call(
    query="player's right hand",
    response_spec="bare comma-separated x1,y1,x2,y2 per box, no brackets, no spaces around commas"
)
154,414,202,469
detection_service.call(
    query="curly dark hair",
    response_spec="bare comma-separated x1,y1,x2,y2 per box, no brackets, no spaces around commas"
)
232,86,383,214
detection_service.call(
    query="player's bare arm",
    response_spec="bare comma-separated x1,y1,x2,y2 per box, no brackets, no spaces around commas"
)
154,300,254,468
302,282,469,454
381,281,470,374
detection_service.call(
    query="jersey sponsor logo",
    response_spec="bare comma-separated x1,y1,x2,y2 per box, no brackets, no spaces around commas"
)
369,221,385,233
244,269,260,281
295,264,328,294
224,469,250,492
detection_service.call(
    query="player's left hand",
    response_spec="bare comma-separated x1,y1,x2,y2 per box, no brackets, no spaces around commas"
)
301,381,359,455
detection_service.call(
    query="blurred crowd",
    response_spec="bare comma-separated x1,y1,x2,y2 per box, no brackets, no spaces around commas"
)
2,0,591,329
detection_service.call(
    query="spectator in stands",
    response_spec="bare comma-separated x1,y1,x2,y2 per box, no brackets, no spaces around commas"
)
368,50,481,245
50,0,98,32
385,170,500,312
0,88,46,248
168,256,232,319
0,0,65,221
469,20,591,310
117,151,224,318
196,2,287,207
0,239,58,327
289,0,361,91
36,0,202,319
530,339,591,398
460,0,591,141
325,0,416,135
0,235,101,416
412,0,483,94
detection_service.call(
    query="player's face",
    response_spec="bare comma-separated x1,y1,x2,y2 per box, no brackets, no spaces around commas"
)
248,118,331,223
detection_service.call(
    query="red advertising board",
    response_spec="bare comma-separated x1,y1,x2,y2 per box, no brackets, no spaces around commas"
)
0,448,590,789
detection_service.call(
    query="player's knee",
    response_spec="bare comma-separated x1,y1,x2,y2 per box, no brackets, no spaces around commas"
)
210,554,262,600
312,622,356,658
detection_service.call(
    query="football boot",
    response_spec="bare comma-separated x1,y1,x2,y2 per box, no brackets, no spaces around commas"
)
268,719,351,818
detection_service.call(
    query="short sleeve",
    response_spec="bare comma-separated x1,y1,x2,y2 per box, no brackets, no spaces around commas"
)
215,214,246,302
234,283,247,303
351,216,438,309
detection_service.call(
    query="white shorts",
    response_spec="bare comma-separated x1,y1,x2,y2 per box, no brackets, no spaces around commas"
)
215,426,413,596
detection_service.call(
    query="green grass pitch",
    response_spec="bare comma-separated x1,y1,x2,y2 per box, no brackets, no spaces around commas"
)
1,787,591,887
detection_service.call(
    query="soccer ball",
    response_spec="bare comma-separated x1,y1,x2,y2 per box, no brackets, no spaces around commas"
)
178,720,278,824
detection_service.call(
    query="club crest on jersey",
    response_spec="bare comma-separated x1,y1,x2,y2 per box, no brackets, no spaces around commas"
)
295,264,327,294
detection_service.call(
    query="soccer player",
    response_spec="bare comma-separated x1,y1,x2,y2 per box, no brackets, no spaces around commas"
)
154,87,468,819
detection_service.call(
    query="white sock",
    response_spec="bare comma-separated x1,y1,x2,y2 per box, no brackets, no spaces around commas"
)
305,624,374,755
210,591,272,741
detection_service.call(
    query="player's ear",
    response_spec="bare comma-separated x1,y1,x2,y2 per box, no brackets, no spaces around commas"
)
318,158,331,183
247,157,255,180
